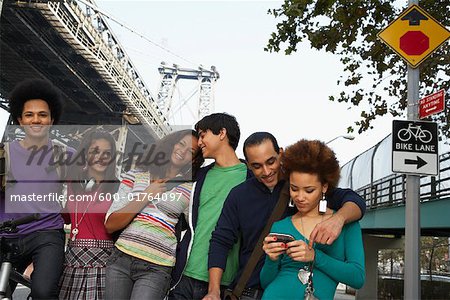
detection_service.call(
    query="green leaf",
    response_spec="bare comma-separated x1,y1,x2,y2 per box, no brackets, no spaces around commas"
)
266,0,450,137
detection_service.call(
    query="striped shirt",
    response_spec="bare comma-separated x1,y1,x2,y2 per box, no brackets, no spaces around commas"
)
106,169,192,266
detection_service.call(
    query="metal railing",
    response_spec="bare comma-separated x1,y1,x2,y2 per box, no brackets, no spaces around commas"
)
358,153,450,210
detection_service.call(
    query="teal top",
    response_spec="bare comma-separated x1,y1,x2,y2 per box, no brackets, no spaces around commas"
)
260,216,365,300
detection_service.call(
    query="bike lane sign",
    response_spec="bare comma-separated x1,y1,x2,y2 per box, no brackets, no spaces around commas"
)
392,120,438,176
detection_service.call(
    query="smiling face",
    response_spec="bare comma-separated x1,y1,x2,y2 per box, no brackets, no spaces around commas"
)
86,138,113,176
245,139,282,189
289,171,328,215
197,129,222,159
18,99,53,141
171,134,200,170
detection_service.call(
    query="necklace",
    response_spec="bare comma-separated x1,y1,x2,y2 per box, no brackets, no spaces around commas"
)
297,213,324,285
298,213,324,241
71,199,94,241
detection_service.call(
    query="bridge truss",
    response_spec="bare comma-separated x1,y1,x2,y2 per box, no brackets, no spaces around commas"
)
1,0,172,138
157,62,219,121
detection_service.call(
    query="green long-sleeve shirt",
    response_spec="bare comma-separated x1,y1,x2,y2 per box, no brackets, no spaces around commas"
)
260,216,365,300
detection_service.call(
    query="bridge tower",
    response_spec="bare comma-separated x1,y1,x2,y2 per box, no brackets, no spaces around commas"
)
157,62,219,120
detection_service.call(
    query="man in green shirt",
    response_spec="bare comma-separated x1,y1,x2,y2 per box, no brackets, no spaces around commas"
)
169,113,251,299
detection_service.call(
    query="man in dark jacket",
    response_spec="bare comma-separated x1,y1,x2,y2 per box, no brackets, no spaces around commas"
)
205,132,366,300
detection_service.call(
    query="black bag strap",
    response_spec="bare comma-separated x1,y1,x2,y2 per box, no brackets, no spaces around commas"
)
231,181,290,297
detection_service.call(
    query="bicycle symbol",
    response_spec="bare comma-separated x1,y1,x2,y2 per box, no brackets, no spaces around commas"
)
398,123,432,143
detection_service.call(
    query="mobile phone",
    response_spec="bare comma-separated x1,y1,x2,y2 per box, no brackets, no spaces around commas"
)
268,233,295,244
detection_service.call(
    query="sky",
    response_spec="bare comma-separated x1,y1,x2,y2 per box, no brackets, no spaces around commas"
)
92,0,398,165
0,0,405,165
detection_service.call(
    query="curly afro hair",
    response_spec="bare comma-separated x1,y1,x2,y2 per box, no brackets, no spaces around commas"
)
282,139,340,193
8,79,63,125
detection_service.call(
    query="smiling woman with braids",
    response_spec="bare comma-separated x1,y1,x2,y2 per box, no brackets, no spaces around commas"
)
261,139,365,300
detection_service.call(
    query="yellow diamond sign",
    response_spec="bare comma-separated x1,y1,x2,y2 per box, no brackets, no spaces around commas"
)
378,4,450,68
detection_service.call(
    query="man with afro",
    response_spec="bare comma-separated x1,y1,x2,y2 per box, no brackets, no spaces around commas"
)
1,79,69,299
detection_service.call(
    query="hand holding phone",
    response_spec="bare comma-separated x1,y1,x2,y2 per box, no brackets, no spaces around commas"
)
268,233,295,244
263,233,295,261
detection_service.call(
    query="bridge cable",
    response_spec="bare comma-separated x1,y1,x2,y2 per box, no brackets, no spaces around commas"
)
75,0,198,66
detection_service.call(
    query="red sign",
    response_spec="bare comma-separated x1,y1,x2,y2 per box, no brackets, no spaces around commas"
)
400,31,429,55
419,89,445,119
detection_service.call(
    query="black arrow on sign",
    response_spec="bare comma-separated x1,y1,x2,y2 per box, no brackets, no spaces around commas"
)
401,8,428,26
405,156,427,169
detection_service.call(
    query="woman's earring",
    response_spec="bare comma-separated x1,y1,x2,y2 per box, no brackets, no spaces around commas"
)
319,192,327,214
288,198,295,208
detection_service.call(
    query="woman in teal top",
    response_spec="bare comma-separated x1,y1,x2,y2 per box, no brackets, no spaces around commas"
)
261,139,365,300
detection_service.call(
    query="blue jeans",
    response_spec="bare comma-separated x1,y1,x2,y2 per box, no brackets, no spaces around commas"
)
105,248,172,300
169,275,227,300
4,229,65,300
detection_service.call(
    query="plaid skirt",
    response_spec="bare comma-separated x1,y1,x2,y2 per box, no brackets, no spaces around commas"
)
59,239,114,300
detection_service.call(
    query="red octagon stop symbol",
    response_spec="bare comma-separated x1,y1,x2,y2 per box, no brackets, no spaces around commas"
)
400,31,429,55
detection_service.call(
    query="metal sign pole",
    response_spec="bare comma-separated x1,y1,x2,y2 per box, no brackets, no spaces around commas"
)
404,2,420,299
380,0,448,295
404,68,421,299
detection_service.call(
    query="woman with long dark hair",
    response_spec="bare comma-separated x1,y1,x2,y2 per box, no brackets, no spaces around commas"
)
59,129,119,300
104,129,204,299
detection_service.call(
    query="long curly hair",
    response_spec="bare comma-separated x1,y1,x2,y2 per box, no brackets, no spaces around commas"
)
137,129,204,181
282,139,340,194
